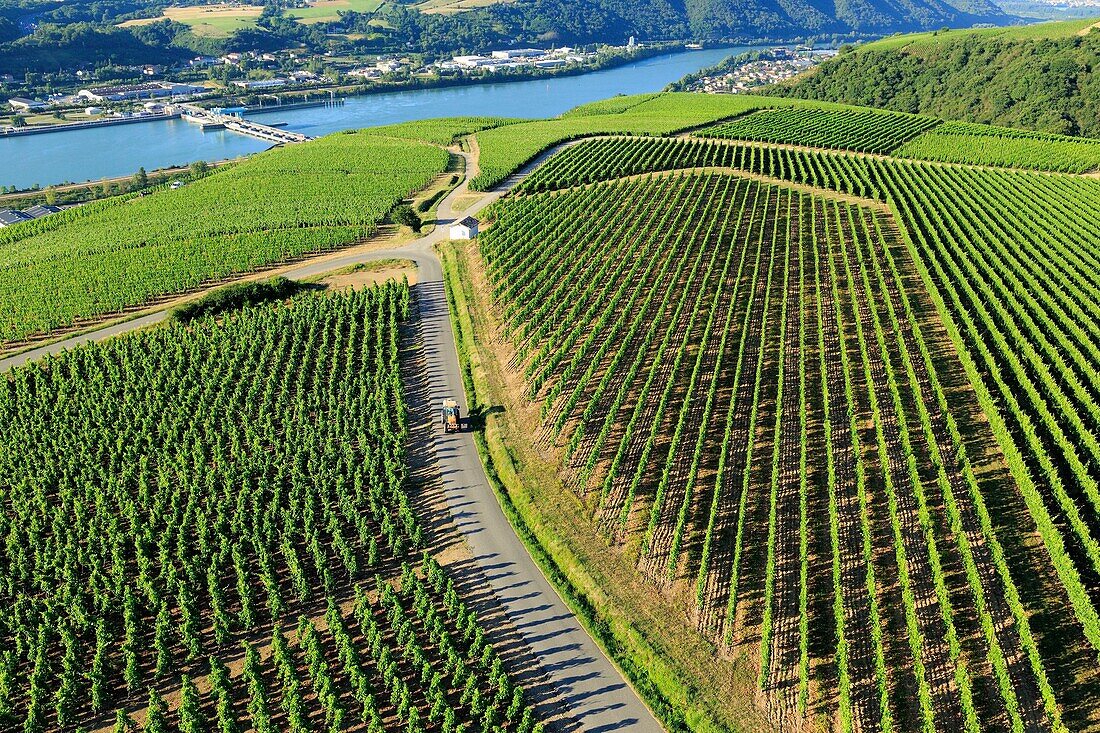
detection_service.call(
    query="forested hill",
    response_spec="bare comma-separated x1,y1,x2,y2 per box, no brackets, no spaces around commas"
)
0,0,1012,73
768,19,1100,136
376,0,1011,50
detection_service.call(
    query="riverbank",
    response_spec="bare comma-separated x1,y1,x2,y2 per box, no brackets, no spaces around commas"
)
1,46,751,190
0,111,180,137
0,157,241,206
175,43,688,113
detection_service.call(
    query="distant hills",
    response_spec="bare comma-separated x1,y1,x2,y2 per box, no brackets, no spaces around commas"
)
679,0,1008,37
768,18,1100,137
0,0,1018,78
384,0,1015,49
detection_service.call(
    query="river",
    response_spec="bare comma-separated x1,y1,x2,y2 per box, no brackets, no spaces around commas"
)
2,46,754,190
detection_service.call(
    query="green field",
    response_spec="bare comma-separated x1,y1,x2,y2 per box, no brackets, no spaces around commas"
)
7,91,1100,733
469,93,813,190
120,5,265,37
121,0,383,34
413,0,514,15
0,282,546,733
361,116,523,145
697,107,941,154
285,0,383,24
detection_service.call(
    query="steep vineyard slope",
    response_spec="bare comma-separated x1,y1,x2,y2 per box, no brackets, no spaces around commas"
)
464,128,1100,731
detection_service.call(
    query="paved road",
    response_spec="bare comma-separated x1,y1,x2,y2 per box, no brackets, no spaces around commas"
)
1,145,664,732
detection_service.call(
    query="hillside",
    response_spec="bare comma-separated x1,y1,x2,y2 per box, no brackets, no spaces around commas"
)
7,93,1100,733
0,0,1014,76
768,18,1100,136
369,0,1013,51
443,98,1100,732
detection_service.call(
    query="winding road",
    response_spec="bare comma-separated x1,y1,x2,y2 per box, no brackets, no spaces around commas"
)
0,143,663,732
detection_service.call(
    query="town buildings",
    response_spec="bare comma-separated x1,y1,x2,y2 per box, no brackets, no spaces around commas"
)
77,82,206,103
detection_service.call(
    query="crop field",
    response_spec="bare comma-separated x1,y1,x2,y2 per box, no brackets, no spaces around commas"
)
7,92,1100,733
0,133,448,344
120,5,265,37
475,128,1100,731
697,108,942,154
894,121,1100,172
414,0,514,15
0,282,542,733
285,0,383,23
560,94,663,116
516,136,888,198
122,0,380,32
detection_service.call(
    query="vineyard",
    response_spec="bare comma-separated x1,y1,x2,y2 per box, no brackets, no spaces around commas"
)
360,117,522,146
0,284,543,733
0,133,449,344
517,138,1100,691
697,108,941,154
467,92,820,191
894,121,1100,172
5,90,1100,733
474,129,1100,731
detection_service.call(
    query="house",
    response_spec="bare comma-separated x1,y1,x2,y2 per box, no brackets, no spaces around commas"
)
8,97,46,111
23,204,61,219
0,209,32,227
449,216,479,240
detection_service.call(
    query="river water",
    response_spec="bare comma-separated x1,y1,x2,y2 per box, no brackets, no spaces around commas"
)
2,46,751,190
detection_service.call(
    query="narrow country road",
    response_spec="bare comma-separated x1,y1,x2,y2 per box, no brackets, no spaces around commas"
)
1,143,664,733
